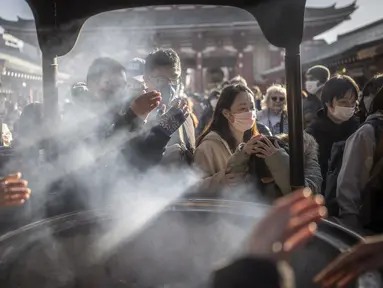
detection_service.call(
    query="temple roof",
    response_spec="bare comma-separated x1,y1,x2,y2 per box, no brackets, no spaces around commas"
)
0,3,356,47
262,18,383,79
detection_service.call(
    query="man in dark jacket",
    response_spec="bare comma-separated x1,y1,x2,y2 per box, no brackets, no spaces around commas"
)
71,57,189,169
303,65,330,128
47,57,189,216
306,75,360,192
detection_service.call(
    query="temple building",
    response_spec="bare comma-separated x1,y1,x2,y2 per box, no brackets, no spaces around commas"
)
0,30,70,104
263,18,383,87
0,3,357,93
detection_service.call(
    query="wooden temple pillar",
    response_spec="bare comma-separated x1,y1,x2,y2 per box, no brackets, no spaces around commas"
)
242,50,254,86
232,31,251,84
192,33,206,94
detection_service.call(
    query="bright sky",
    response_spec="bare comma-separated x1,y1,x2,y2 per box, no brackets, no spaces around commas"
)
0,0,382,43
308,0,383,43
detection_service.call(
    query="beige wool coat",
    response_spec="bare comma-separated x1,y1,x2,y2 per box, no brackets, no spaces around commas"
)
194,131,291,196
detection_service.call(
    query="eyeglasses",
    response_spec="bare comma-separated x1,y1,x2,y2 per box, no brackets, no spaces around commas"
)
148,76,181,87
271,96,285,102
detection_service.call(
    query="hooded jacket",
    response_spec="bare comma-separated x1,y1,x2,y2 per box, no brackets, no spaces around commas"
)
306,108,359,191
194,131,290,197
337,112,383,220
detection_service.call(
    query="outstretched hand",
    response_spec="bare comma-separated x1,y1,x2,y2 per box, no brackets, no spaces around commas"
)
248,188,327,261
314,235,383,287
0,173,31,207
158,98,190,137
130,90,162,119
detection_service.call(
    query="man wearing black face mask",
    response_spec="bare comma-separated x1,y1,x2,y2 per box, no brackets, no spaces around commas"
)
144,48,196,152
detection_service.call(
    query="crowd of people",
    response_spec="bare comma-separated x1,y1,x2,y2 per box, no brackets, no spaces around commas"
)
0,48,383,286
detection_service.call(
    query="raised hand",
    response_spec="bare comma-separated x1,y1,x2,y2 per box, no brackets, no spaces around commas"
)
253,136,281,159
314,235,383,287
248,188,327,261
0,173,31,207
243,134,263,156
130,90,162,119
158,98,190,137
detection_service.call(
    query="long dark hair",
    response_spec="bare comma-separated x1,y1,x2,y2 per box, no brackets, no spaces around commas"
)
196,84,258,152
369,86,383,115
321,74,359,110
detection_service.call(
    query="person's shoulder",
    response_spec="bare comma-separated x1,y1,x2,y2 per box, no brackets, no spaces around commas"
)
198,131,222,146
356,120,378,138
197,131,228,151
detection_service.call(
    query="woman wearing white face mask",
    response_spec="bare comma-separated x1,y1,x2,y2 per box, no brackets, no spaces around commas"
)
303,65,330,128
194,84,289,196
306,75,360,192
357,74,383,123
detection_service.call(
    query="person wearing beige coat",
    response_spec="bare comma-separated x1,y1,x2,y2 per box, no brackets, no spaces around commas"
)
194,131,290,197
194,84,291,198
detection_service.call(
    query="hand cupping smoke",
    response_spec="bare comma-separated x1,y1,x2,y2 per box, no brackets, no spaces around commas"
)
158,98,190,137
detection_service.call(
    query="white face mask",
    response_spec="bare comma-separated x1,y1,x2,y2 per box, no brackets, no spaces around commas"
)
305,80,322,95
363,95,374,112
330,106,355,122
232,111,256,132
210,99,218,109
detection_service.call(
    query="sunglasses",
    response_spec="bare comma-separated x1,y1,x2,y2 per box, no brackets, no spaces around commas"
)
271,96,285,102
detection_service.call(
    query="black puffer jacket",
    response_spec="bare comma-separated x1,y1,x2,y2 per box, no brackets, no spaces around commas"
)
306,108,359,191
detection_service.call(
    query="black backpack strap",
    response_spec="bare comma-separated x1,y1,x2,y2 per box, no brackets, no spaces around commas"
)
361,119,383,142
279,112,284,134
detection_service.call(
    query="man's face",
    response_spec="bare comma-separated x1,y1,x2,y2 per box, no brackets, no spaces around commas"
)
144,66,180,103
95,70,128,103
